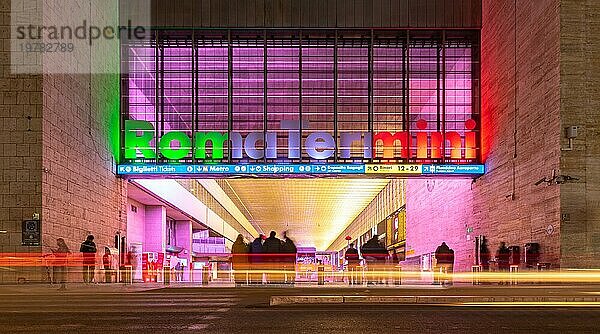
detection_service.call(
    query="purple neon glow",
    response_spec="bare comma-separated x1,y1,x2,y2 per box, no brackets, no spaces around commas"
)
125,39,476,162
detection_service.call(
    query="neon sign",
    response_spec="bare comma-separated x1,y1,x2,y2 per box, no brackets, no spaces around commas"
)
124,119,479,161
116,163,485,176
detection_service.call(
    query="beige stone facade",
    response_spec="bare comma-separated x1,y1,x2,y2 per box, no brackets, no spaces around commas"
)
559,0,600,267
0,0,44,282
0,0,126,283
404,0,599,270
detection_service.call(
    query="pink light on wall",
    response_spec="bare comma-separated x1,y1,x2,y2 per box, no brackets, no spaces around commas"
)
405,178,474,272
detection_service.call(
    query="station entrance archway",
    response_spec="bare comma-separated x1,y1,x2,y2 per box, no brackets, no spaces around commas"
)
117,28,483,285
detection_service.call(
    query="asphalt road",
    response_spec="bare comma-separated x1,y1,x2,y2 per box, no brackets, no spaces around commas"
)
1,287,600,333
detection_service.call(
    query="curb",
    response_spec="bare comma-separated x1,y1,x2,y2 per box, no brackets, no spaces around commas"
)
270,295,344,305
270,295,600,306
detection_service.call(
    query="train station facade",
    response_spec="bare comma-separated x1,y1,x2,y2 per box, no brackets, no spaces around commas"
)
0,0,599,282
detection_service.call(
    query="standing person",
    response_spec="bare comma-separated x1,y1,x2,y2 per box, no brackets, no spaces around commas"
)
496,242,510,284
179,260,187,282
51,238,71,291
174,261,182,282
262,231,282,283
249,234,264,284
231,234,249,285
434,242,454,285
102,247,112,283
361,235,386,285
345,243,360,285
179,262,186,282
480,238,491,271
281,232,297,284
80,235,97,283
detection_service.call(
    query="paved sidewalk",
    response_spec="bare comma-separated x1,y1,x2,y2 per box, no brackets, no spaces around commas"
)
0,282,166,295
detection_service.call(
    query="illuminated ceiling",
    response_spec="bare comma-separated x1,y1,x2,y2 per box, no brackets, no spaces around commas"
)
220,179,390,250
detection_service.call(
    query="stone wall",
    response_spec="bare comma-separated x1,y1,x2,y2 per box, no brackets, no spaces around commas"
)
40,0,126,279
41,69,126,274
0,0,126,283
0,0,43,283
474,0,562,267
0,0,125,283
559,0,600,268
405,0,563,271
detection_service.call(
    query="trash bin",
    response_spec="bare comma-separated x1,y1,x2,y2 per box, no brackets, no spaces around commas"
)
202,266,210,285
163,266,171,285
317,265,325,285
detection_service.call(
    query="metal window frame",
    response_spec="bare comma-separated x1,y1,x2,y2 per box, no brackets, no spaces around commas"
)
121,29,480,165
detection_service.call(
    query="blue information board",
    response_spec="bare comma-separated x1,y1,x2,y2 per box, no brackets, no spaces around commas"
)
117,163,484,176
421,164,485,175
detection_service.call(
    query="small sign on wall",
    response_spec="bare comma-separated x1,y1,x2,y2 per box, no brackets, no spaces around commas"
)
22,220,41,246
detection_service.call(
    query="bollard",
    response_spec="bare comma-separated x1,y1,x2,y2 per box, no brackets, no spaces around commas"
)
394,265,402,286
202,266,210,285
317,265,325,285
472,265,482,285
123,265,133,285
163,266,171,285
509,265,519,285
356,266,364,285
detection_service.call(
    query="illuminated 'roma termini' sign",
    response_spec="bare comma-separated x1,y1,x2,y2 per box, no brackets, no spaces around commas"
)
124,119,478,162
119,29,482,176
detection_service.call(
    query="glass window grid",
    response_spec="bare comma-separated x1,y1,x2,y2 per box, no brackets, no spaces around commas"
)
121,30,480,164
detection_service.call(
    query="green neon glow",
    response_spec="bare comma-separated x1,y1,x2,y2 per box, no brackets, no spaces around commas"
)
195,132,228,159
124,120,156,159
108,76,120,163
159,131,192,160
93,72,120,163
90,0,121,164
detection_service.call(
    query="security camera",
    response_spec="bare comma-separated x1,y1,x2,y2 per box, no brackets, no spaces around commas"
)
535,178,550,186
555,175,579,184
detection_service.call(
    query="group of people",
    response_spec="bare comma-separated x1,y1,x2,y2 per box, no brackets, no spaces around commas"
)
231,231,297,285
172,260,186,282
478,240,515,271
48,234,113,290
344,235,399,285
433,240,517,285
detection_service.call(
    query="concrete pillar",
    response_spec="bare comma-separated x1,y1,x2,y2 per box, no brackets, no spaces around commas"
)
176,220,192,281
144,206,166,253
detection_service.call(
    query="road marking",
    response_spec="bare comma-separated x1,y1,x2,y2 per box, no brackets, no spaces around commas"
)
457,302,600,307
4,308,230,314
